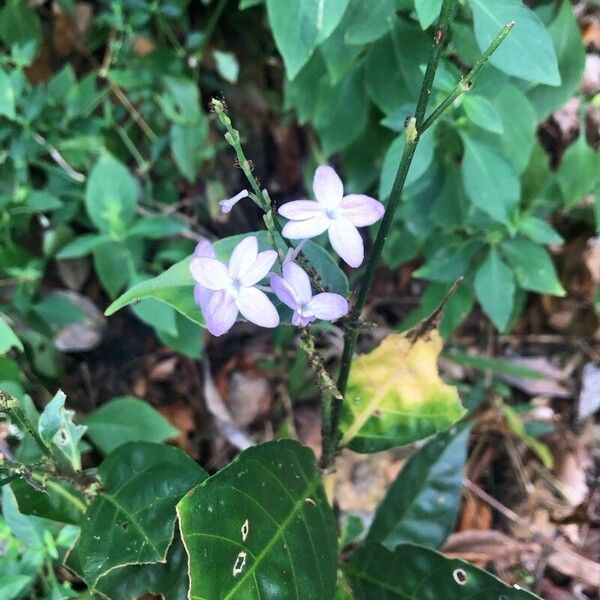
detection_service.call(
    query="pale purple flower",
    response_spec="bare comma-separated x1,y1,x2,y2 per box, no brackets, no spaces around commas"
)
279,165,385,268
189,236,279,336
270,260,348,327
219,189,249,213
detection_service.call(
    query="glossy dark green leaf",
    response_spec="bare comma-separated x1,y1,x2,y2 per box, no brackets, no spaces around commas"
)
501,238,565,296
366,424,471,549
177,439,337,599
474,247,515,331
346,543,541,598
528,1,586,119
79,442,207,588
11,477,86,525
94,534,189,600
266,0,349,79
84,397,179,455
468,0,560,86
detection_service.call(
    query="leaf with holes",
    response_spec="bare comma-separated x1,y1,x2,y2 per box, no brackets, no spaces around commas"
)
177,439,337,599
366,423,471,549
339,327,465,452
345,543,541,598
78,442,207,588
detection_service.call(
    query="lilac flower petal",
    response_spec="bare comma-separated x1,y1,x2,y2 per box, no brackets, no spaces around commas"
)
240,250,278,287
282,214,330,239
278,200,324,220
309,292,349,321
328,218,364,267
237,287,280,328
204,289,238,336
292,311,315,327
194,284,213,313
190,257,231,290
270,274,298,309
283,261,312,305
313,165,343,209
219,189,249,214
194,238,216,259
228,236,258,280
339,194,385,227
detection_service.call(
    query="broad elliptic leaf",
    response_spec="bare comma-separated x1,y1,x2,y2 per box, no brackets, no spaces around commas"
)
79,442,207,588
366,423,471,549
468,0,560,86
0,318,23,353
38,390,86,471
84,396,179,455
346,543,541,599
265,0,349,79
177,439,337,600
474,247,515,331
339,327,466,453
344,0,395,44
106,231,349,323
501,238,566,296
85,155,139,236
557,133,600,206
461,134,520,224
11,476,86,525
0,68,16,120
462,94,503,133
415,0,442,30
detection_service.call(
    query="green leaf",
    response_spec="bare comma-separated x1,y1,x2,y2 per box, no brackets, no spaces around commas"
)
468,0,560,86
474,247,515,331
38,390,86,471
346,543,541,598
319,16,362,83
0,68,16,120
0,575,32,600
11,476,86,525
177,439,337,599
161,77,201,123
127,216,187,239
301,240,349,296
463,94,503,133
344,0,395,44
444,347,546,379
213,50,240,84
518,216,563,244
85,155,139,236
93,242,132,298
78,442,207,588
157,311,204,359
56,234,110,259
340,327,466,453
266,0,349,79
461,134,520,224
379,127,435,199
415,0,442,30
0,0,42,48
528,1,586,119
84,396,179,455
366,424,471,549
170,120,208,182
94,534,189,600
501,238,565,296
557,133,600,206
0,319,23,353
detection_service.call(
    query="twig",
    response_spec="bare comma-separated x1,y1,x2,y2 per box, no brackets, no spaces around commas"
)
32,133,86,182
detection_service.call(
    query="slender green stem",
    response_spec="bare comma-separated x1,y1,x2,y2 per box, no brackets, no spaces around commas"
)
327,3,513,469
421,21,514,132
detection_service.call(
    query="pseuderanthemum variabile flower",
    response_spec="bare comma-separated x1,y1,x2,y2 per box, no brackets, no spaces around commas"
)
270,260,348,327
279,165,385,268
190,236,279,336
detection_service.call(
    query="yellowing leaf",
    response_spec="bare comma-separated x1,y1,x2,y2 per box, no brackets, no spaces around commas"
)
340,328,465,452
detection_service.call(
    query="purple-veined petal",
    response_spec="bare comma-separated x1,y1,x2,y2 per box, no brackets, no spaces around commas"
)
194,284,213,313
309,292,349,321
339,194,385,227
270,274,299,309
328,218,364,267
194,238,216,259
278,200,324,221
281,214,330,239
190,257,231,290
236,287,280,328
282,261,312,305
228,236,258,280
313,165,344,209
219,189,249,214
203,289,238,336
240,250,278,287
